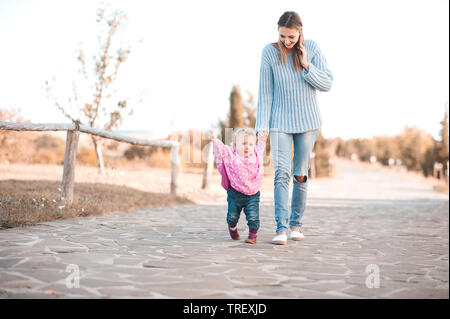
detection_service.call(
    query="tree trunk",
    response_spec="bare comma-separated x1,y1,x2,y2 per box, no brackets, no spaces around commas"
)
91,135,105,174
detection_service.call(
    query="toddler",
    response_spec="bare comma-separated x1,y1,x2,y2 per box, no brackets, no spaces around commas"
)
208,128,268,244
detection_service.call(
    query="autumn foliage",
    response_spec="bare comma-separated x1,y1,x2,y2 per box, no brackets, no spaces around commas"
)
333,112,449,178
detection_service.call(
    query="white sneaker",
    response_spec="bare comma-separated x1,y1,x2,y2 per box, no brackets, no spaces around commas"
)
290,229,304,241
271,233,287,245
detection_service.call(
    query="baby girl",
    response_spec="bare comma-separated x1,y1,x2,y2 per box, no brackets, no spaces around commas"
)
208,128,268,244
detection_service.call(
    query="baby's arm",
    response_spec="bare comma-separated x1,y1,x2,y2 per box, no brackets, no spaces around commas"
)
255,131,268,154
207,131,230,161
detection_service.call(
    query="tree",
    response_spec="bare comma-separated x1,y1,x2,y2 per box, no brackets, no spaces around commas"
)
218,85,264,144
229,85,244,129
352,138,374,162
422,145,438,177
396,126,434,171
243,91,256,129
373,136,399,166
218,85,244,145
45,6,133,173
216,86,272,166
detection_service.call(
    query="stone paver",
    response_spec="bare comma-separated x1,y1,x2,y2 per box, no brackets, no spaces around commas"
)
0,159,448,298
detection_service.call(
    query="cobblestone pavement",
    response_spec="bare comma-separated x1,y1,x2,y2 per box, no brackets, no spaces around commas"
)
0,160,448,298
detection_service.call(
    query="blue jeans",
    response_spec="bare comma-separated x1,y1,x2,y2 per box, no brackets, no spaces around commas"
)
270,129,319,234
227,187,260,230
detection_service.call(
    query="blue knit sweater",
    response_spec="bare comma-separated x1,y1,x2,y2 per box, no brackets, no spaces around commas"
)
255,40,333,134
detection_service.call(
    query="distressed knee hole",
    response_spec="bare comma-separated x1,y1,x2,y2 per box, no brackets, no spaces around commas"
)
294,175,307,183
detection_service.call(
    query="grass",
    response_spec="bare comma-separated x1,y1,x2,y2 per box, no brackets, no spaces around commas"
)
0,180,193,229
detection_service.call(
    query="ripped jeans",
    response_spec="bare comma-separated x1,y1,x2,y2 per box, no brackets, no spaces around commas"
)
270,129,319,234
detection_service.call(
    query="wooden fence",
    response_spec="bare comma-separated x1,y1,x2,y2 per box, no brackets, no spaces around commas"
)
0,121,181,206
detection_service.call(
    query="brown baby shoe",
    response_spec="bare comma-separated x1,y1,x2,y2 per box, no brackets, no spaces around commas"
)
245,228,258,244
228,225,240,240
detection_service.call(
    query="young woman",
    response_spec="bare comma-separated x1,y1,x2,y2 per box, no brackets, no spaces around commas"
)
255,11,333,245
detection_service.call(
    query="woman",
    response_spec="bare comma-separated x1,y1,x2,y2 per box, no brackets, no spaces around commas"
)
255,11,333,245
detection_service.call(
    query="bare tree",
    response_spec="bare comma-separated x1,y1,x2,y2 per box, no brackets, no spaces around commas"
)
45,6,134,174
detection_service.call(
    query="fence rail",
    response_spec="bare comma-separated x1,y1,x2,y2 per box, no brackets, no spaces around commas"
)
0,121,181,206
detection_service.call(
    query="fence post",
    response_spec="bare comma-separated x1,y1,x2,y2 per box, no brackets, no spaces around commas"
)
61,129,80,207
170,143,180,195
202,142,214,190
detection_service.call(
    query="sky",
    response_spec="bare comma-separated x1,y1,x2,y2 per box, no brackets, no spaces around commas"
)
0,0,448,140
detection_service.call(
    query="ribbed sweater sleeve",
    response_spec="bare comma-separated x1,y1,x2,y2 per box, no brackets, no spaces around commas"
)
302,43,333,92
255,46,274,134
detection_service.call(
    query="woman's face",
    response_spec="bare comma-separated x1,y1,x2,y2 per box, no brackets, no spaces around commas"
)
278,26,300,49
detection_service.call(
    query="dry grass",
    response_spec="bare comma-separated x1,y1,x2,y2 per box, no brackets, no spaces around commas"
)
0,159,280,229
0,162,230,229
0,179,192,229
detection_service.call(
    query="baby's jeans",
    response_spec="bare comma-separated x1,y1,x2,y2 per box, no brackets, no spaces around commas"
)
226,187,260,230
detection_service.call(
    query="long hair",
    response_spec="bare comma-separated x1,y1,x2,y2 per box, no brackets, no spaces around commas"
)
272,11,305,72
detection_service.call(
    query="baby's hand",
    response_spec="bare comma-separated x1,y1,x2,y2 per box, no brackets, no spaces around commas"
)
206,131,216,141
257,131,268,139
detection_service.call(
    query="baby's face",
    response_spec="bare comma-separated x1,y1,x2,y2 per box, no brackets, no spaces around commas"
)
234,134,256,158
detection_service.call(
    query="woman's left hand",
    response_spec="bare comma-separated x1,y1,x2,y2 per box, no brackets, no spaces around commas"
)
298,41,309,71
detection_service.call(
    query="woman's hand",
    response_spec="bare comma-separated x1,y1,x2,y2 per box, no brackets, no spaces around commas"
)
298,40,309,71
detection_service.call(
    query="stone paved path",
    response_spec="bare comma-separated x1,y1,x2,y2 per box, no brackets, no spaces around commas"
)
0,160,448,298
